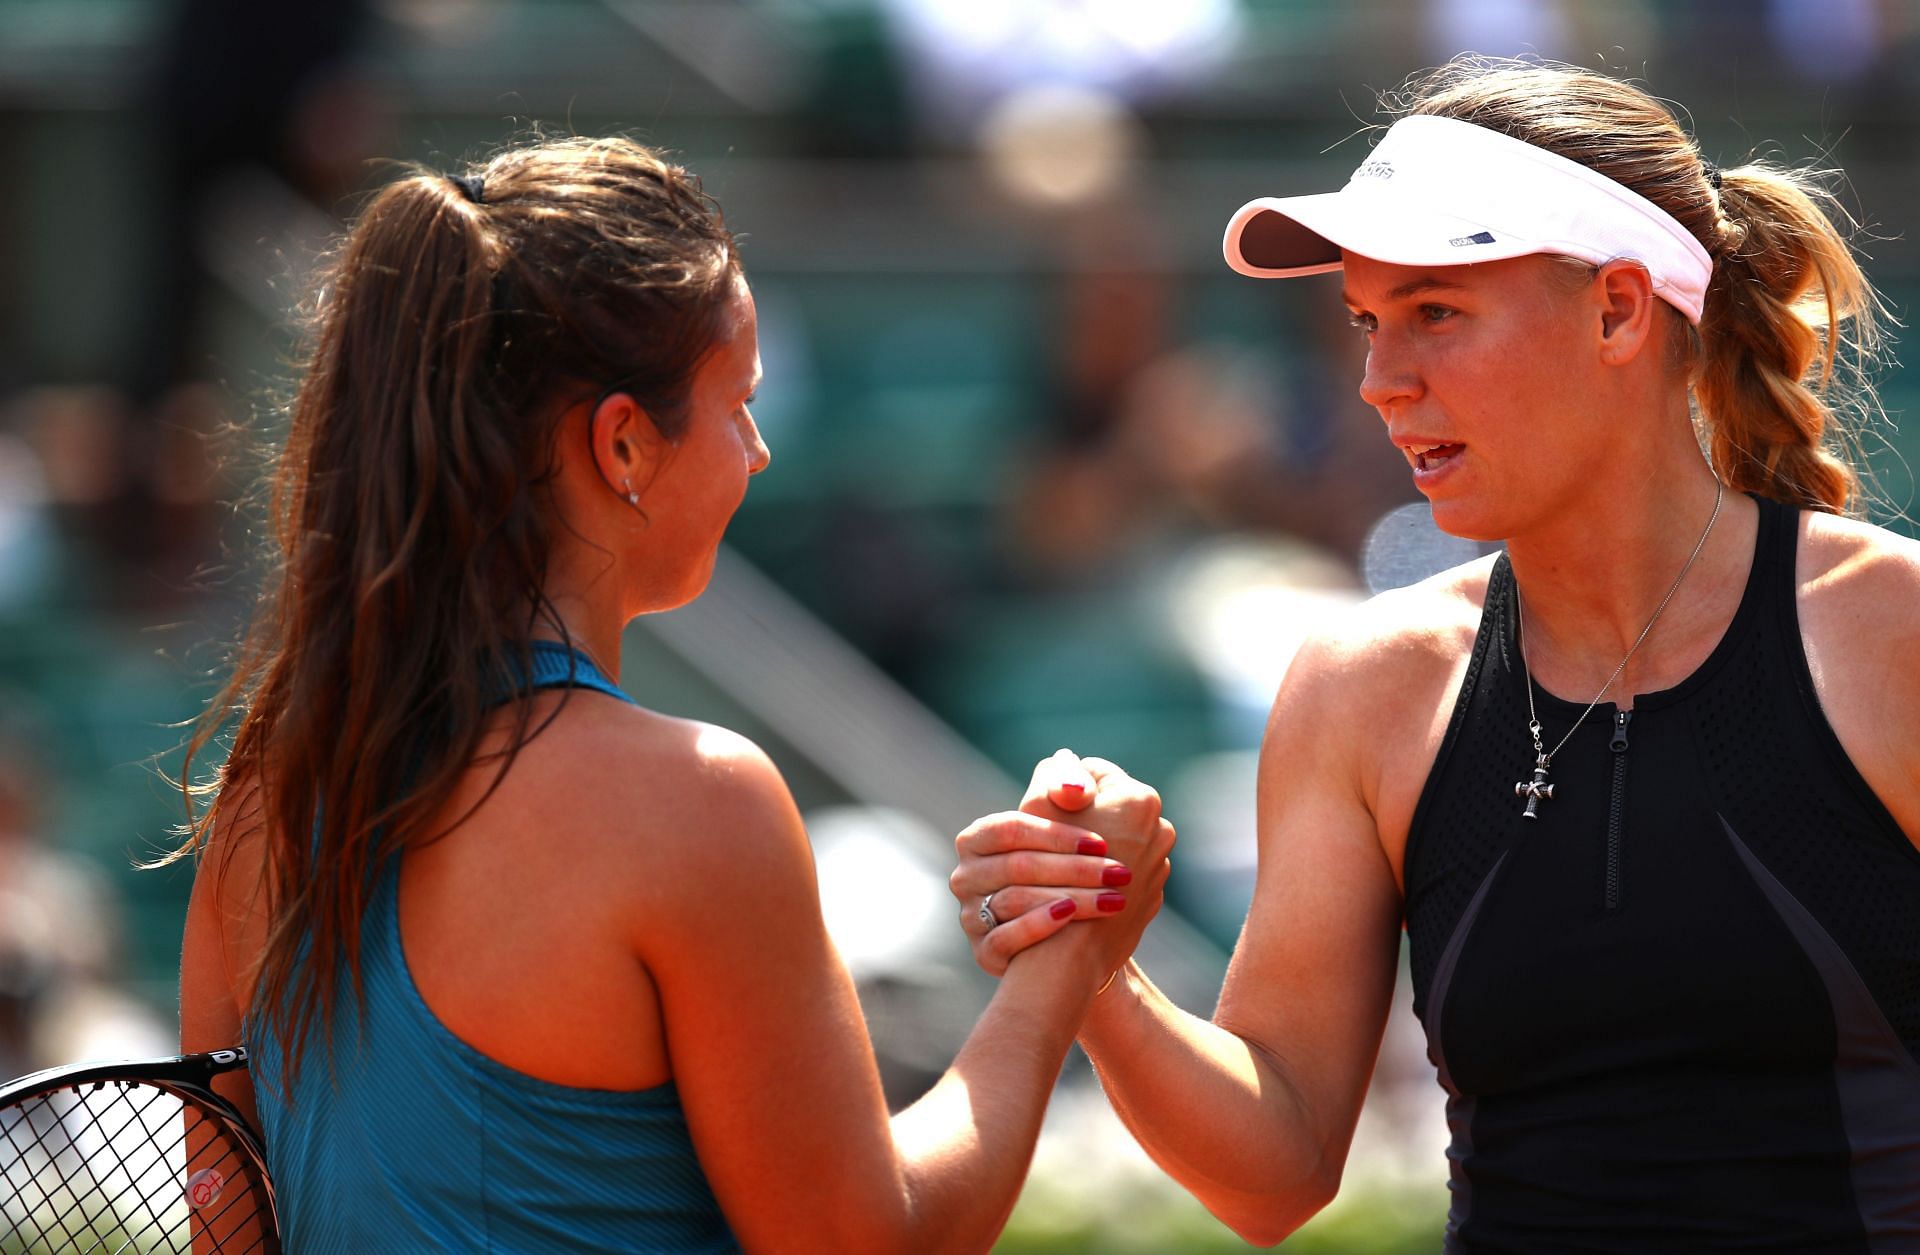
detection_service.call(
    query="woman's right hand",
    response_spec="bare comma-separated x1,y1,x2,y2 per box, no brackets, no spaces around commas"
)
952,749,1175,978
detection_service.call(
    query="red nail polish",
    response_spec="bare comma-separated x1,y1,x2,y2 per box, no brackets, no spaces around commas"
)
1049,897,1076,920
1076,835,1108,856
1058,782,1087,800
1102,864,1132,888
1097,892,1126,913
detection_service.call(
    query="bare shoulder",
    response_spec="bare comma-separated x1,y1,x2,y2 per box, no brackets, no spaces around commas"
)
1796,512,1920,706
1795,513,1920,840
1279,553,1494,713
1264,555,1495,855
1799,511,1920,613
518,693,808,895
183,767,274,1025
201,769,271,942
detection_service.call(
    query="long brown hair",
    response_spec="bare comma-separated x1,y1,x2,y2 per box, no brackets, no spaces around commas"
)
170,136,740,1079
1393,57,1888,514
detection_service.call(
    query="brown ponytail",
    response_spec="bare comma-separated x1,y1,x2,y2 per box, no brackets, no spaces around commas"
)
1395,56,1887,514
1695,166,1882,512
168,136,740,1081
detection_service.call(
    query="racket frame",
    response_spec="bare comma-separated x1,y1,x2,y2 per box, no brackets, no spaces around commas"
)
0,1046,280,1249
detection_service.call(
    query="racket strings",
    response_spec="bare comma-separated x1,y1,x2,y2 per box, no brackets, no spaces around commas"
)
5,1083,186,1253
0,1082,272,1254
18,1083,184,1251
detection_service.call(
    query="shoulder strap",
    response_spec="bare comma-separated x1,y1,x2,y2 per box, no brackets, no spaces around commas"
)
520,641,635,705
1751,492,1801,620
1405,552,1512,849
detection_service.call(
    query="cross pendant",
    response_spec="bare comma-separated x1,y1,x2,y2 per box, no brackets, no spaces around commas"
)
1514,753,1554,820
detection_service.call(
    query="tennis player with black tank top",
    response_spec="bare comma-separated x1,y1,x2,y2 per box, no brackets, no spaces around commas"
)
1409,493,1920,1248
952,57,1920,1252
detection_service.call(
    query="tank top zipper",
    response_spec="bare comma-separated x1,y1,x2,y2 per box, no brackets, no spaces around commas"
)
1605,709,1632,911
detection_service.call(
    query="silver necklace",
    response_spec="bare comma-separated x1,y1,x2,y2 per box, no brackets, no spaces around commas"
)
1513,478,1725,820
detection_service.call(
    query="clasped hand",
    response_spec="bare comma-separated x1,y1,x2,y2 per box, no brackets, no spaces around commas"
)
950,749,1175,986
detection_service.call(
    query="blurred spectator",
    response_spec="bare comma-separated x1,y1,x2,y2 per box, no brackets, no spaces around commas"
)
1006,215,1410,585
135,0,380,403
0,719,160,1079
47,0,385,602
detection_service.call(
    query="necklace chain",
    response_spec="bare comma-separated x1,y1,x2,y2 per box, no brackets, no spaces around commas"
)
1517,478,1726,766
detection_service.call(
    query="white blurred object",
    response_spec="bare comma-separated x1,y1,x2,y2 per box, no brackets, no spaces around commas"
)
979,84,1142,208
1362,500,1501,596
1162,750,1260,938
34,983,174,1069
808,805,958,980
884,0,1240,132
1164,535,1364,744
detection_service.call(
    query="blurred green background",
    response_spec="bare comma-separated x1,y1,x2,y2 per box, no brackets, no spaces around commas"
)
1,1,1914,1249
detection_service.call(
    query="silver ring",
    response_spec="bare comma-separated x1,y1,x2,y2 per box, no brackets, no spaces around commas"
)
977,893,1000,930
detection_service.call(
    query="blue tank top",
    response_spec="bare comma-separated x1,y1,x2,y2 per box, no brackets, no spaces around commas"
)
248,642,740,1253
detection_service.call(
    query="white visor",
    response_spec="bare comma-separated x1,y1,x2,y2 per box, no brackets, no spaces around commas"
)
1223,114,1713,324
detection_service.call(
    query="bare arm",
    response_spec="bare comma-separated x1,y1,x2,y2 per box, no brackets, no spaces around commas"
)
952,629,1408,1245
178,783,266,1133
179,786,270,1255
1074,657,1402,1243
636,733,1168,1255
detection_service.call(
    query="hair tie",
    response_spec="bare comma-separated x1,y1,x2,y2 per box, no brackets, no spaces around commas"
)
1701,160,1722,191
452,173,486,204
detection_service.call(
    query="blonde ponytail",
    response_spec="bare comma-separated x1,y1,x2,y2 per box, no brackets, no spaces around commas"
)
1695,165,1884,513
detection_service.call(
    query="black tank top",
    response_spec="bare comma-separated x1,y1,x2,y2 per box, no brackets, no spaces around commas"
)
1403,496,1920,1253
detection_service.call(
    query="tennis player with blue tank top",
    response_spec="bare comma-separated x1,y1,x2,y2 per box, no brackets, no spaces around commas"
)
174,136,1174,1253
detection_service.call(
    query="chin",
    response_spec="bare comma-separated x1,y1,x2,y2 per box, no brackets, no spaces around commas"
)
672,552,722,609
1426,496,1507,545
631,556,719,618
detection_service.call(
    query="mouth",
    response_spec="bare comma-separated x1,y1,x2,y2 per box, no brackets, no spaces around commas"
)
1402,441,1464,473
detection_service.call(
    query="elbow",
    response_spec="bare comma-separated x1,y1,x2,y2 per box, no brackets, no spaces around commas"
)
1210,1166,1342,1248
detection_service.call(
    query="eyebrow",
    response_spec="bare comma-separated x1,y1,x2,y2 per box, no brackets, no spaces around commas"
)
1341,276,1470,308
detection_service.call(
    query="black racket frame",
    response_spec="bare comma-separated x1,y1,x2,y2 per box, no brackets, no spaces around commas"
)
0,1046,279,1250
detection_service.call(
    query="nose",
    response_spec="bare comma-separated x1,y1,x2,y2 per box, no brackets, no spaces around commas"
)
742,410,771,476
1357,336,1421,413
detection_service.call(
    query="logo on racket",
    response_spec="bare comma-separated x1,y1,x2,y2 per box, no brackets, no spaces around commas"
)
186,1167,227,1209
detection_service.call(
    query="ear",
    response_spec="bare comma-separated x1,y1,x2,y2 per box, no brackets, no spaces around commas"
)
1592,259,1659,366
588,392,669,501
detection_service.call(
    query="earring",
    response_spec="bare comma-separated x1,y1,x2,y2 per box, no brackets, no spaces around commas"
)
623,478,639,507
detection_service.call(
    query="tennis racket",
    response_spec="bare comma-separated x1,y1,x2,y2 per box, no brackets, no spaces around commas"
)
0,1047,278,1254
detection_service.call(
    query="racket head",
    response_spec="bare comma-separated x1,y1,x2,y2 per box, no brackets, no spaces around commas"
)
0,1048,279,1254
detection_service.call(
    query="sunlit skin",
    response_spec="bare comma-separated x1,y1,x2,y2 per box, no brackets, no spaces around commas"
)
952,249,1920,1244
1340,251,1742,692
539,275,771,681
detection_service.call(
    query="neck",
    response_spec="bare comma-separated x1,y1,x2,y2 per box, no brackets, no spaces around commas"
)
535,549,630,684
1505,461,1747,702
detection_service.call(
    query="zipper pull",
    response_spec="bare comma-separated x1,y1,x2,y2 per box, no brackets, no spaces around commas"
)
1610,709,1632,752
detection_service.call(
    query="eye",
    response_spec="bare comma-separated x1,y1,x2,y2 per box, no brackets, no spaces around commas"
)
1419,304,1457,324
1347,311,1377,334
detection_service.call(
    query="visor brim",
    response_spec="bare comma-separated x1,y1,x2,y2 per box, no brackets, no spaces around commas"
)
1224,194,1545,278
